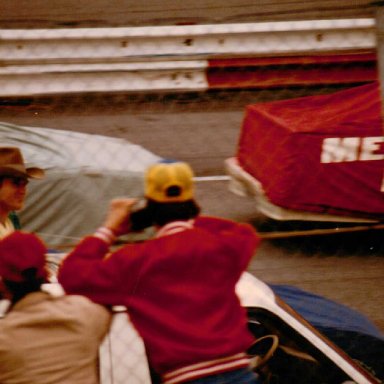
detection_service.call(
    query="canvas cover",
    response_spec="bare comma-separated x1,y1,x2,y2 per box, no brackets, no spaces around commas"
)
237,82,384,219
0,122,162,247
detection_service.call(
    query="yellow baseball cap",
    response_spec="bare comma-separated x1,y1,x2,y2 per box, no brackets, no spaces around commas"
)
145,161,194,203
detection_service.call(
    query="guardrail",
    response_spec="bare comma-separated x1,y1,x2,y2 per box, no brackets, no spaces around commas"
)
0,19,377,97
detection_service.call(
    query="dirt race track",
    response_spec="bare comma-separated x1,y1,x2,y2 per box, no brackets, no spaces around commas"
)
0,92,383,333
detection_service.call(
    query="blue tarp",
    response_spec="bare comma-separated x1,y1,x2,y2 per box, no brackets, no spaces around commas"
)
270,284,384,380
270,284,383,340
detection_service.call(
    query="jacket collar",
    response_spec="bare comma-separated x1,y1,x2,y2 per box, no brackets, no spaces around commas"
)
156,220,194,238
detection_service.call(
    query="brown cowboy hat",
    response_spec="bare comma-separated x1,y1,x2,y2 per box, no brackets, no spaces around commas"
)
0,147,45,179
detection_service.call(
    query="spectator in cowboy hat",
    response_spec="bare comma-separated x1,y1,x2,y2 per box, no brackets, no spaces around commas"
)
58,160,263,384
0,146,45,239
0,231,111,384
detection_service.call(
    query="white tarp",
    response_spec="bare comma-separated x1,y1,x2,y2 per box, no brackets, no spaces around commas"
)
0,122,162,247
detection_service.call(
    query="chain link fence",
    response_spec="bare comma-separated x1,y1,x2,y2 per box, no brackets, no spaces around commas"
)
0,6,383,384
0,17,382,243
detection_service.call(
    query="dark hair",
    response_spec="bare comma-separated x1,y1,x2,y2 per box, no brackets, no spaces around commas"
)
129,199,200,231
4,267,46,304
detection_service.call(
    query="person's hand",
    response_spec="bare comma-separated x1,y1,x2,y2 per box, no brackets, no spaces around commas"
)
102,198,138,236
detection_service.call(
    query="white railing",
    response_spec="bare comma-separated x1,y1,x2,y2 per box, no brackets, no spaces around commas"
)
0,19,376,96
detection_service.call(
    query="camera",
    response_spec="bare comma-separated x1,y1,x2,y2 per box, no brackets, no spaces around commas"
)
129,199,154,232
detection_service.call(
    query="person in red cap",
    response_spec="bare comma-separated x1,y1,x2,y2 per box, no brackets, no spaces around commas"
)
0,231,112,384
58,161,263,384
0,147,45,239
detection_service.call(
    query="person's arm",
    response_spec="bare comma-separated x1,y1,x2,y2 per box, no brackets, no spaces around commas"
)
58,198,138,306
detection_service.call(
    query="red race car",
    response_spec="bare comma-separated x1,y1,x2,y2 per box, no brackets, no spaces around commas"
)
226,82,384,225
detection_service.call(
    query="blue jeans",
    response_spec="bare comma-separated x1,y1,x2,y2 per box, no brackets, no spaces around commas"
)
184,367,263,384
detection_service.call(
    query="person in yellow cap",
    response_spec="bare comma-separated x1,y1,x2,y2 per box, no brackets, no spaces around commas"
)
58,161,263,384
0,147,45,239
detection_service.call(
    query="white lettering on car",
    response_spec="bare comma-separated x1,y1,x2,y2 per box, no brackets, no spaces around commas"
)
321,136,384,163
321,136,384,192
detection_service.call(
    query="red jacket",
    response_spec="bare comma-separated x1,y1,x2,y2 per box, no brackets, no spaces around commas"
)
58,216,260,381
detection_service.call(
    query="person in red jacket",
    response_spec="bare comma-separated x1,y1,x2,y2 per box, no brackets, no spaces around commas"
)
58,161,262,384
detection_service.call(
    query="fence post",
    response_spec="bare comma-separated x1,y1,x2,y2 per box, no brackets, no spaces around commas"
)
375,1,384,118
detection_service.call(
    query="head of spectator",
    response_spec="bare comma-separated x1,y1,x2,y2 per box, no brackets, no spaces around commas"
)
0,147,45,237
129,161,201,231
0,231,48,304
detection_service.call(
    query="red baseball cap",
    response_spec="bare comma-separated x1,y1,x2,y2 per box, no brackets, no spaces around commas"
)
0,231,47,283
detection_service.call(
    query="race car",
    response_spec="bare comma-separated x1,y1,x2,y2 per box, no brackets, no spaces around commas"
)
0,121,161,248
226,82,384,225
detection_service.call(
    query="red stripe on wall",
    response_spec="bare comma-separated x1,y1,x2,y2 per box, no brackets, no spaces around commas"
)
206,52,378,89
208,52,377,68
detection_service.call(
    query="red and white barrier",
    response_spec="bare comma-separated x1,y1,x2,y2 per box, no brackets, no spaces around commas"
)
0,19,377,96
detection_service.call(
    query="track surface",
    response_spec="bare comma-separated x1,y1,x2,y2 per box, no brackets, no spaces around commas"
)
0,1,376,28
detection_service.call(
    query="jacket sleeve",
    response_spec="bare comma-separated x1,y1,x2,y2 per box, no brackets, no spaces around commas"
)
57,236,136,306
